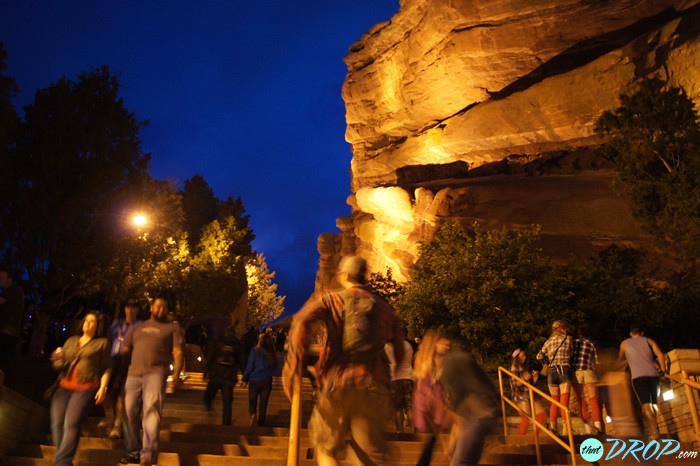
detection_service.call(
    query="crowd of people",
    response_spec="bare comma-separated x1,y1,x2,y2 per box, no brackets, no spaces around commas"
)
0,260,673,466
513,319,668,442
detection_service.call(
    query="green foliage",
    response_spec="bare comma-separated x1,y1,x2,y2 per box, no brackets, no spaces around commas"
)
246,253,286,327
595,77,700,264
395,222,578,364
0,63,271,352
368,267,404,304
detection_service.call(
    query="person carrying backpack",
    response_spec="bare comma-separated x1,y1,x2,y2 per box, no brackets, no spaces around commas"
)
203,325,245,425
283,255,405,466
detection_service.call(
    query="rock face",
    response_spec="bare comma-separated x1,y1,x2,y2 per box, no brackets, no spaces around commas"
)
316,0,700,287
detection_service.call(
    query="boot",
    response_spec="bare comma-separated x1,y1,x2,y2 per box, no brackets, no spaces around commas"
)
549,394,560,426
518,414,530,435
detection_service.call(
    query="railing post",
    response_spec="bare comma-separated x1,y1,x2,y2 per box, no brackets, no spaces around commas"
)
529,389,542,465
681,370,700,444
564,407,576,466
287,362,302,466
498,370,508,436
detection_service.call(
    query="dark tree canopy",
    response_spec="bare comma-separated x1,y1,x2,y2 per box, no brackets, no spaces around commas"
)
183,174,218,248
595,77,700,264
0,62,280,353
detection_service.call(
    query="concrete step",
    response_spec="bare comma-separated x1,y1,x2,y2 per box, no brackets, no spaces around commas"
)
19,370,679,466
5,451,180,466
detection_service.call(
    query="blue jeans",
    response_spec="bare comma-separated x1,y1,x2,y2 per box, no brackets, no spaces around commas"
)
50,386,97,466
124,371,166,464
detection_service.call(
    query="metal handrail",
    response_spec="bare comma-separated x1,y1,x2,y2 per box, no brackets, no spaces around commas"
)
663,370,700,444
498,366,577,466
286,361,302,466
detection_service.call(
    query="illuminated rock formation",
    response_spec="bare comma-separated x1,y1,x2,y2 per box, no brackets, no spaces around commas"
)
321,0,700,284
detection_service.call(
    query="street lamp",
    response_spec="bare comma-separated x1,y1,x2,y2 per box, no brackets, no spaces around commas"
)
131,213,149,229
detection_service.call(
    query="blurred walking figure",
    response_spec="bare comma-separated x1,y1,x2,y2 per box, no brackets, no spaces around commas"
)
438,333,501,465
537,320,573,434
49,311,111,466
242,332,277,426
204,325,245,425
572,324,603,434
510,348,546,436
283,255,405,466
121,297,184,466
385,326,414,433
103,301,139,439
412,333,452,466
618,325,667,440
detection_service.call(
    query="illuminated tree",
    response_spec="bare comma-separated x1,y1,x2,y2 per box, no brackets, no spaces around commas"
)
246,253,285,327
368,268,404,305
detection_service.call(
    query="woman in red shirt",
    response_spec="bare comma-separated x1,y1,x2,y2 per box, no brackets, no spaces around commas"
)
49,311,111,466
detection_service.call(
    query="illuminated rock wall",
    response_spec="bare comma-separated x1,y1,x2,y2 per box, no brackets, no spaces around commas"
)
320,0,700,285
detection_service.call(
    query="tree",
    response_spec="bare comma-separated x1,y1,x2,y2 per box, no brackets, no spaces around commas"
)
182,213,255,321
246,253,285,327
182,174,218,248
396,222,580,364
595,77,700,264
2,66,151,353
368,268,404,305
0,42,20,255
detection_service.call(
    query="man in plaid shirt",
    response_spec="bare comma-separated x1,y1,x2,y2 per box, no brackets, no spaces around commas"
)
537,320,573,433
572,324,603,434
283,256,405,465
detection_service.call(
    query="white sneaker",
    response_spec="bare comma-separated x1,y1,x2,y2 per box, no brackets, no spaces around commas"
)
584,424,592,435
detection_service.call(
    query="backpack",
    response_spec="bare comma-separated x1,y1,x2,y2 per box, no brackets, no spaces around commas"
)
217,342,237,367
341,288,383,361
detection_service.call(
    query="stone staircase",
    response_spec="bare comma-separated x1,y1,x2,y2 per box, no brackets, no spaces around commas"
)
4,373,695,465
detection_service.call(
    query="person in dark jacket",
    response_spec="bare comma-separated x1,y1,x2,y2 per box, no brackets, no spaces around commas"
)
203,326,245,425
243,332,277,426
439,337,501,466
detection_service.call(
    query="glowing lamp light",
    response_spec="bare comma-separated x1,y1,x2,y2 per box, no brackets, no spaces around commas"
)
132,213,148,228
197,356,202,362
663,389,674,401
605,416,612,424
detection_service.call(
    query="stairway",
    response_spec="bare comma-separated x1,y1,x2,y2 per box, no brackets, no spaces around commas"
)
4,373,695,465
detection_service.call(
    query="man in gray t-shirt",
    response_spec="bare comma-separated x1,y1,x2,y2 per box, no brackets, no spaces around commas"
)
121,297,183,466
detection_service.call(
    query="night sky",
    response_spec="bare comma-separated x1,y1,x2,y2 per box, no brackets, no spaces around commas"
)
1,1,399,317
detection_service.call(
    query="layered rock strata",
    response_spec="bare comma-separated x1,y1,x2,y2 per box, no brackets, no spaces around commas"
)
316,0,700,288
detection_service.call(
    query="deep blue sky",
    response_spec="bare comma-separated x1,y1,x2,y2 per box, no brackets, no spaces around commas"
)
1,1,399,317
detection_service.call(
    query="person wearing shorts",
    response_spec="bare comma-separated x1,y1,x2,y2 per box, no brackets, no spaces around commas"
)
537,320,573,434
619,326,666,440
572,324,603,434
385,327,414,433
